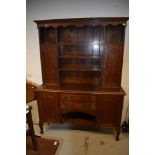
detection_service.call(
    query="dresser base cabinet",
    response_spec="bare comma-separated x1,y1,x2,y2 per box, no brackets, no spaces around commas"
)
35,87,125,141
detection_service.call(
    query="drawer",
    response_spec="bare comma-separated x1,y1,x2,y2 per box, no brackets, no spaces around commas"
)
60,101,97,115
60,93,96,103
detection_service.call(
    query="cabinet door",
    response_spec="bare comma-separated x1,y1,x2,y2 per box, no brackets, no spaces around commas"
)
103,25,125,88
36,92,58,123
98,95,124,127
39,27,59,86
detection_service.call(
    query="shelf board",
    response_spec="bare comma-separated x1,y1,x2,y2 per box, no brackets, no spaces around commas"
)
57,42,104,46
58,56,102,59
59,83,102,91
59,67,103,71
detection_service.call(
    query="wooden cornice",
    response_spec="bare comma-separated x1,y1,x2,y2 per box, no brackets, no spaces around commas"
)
34,17,129,28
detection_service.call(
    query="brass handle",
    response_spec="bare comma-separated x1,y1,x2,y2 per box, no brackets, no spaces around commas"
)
84,105,89,111
83,96,90,102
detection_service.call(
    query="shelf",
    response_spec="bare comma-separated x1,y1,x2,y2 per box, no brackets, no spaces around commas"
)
58,56,102,59
59,83,102,91
57,42,104,46
59,67,104,71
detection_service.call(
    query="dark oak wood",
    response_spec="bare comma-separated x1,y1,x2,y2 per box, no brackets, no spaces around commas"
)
97,95,124,140
34,17,128,28
36,92,59,129
60,93,97,116
39,44,59,86
34,17,128,140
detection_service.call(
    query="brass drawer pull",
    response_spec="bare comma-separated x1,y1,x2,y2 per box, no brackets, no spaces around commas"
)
83,96,90,102
84,106,89,111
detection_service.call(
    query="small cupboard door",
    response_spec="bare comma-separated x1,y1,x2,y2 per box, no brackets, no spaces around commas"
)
36,92,58,123
40,45,59,86
39,27,59,86
97,95,124,127
102,25,125,88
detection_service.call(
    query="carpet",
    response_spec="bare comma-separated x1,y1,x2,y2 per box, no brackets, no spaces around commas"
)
26,136,59,155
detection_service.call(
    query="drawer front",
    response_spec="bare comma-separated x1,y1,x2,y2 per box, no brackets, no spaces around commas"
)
60,101,97,115
60,93,96,102
59,93,97,115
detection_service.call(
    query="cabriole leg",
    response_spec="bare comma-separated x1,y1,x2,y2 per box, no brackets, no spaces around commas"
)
39,122,44,134
115,127,121,141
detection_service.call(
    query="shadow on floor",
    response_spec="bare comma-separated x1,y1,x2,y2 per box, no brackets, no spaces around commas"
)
47,123,114,135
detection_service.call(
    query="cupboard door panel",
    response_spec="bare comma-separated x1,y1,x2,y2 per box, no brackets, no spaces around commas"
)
40,44,59,86
103,25,125,88
104,44,124,87
98,95,123,127
99,96,116,125
36,92,58,122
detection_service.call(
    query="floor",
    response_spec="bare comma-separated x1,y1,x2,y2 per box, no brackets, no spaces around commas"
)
28,101,129,155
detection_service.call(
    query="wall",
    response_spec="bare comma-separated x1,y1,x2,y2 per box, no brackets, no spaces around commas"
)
26,0,129,122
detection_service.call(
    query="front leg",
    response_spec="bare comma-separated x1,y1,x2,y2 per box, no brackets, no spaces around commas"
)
39,121,44,134
115,127,121,141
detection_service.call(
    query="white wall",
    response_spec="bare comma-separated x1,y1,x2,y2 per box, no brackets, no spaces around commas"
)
26,0,129,122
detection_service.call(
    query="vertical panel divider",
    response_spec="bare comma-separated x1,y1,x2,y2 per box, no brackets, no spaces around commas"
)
55,27,60,86
84,26,86,57
99,26,101,68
